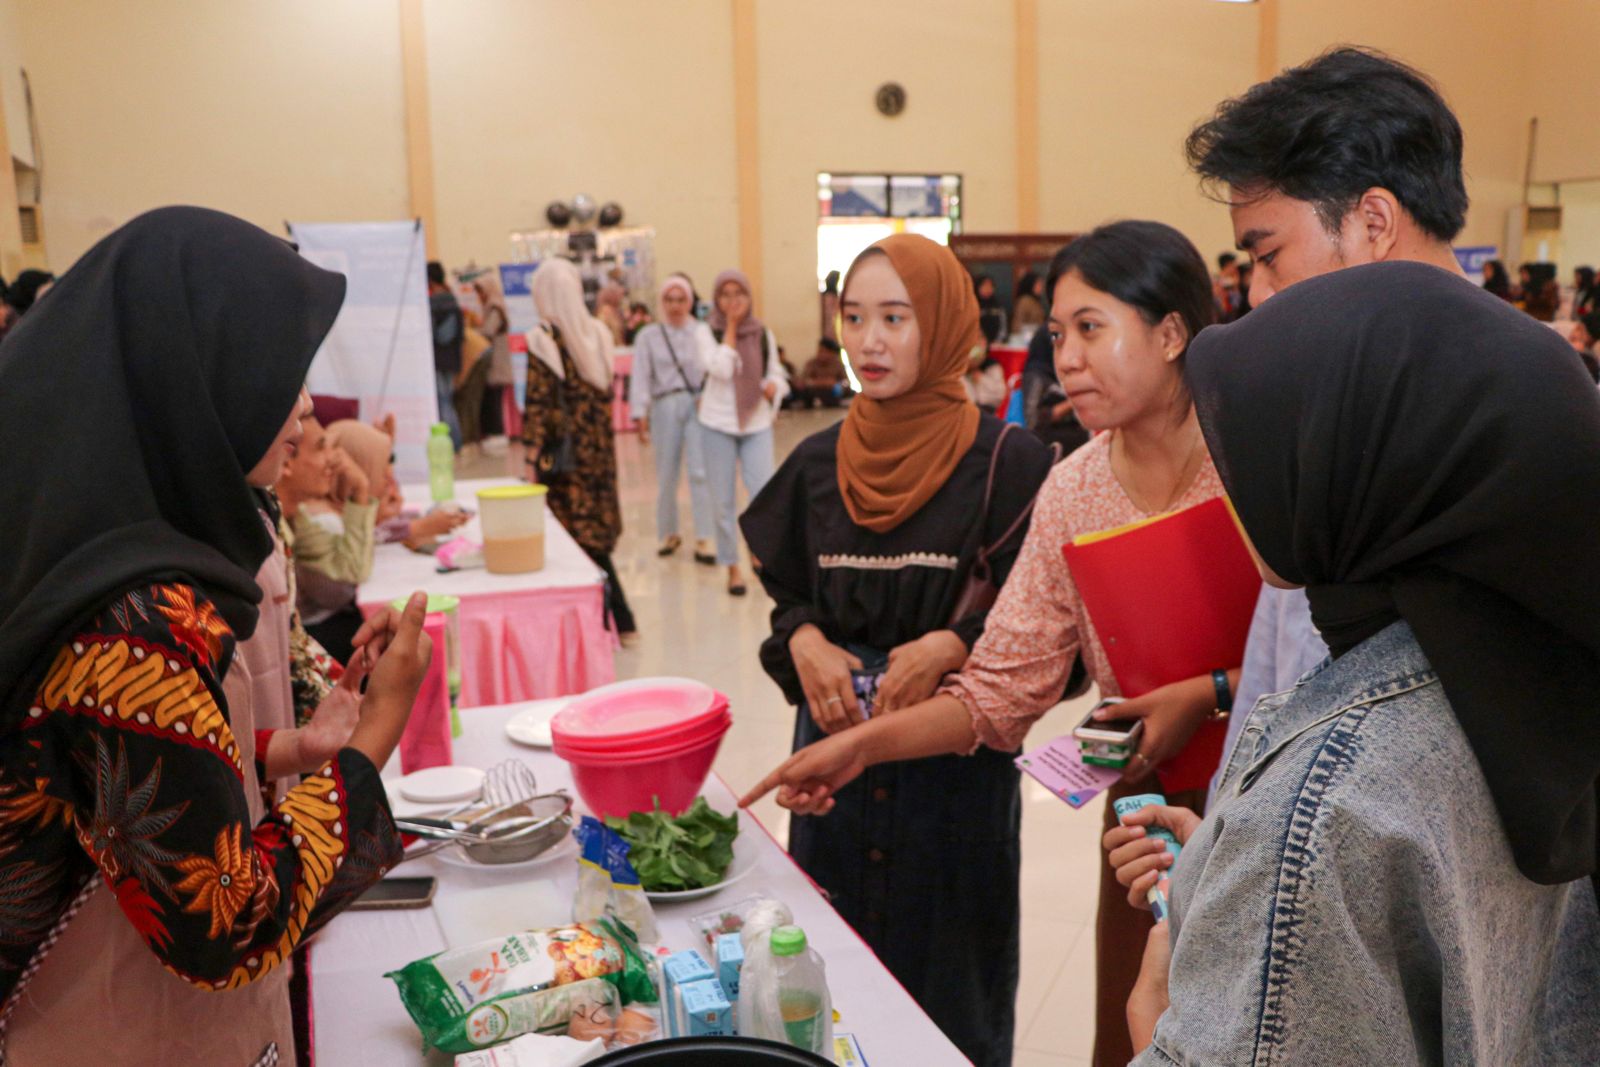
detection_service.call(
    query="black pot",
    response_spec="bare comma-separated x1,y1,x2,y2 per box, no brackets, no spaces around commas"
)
591,1036,834,1065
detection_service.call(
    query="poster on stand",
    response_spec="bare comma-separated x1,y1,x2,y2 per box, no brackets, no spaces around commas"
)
291,220,434,482
1453,245,1497,283
499,262,539,410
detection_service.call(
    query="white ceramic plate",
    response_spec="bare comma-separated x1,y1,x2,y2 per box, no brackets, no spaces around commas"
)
384,782,455,821
642,820,759,903
397,765,485,804
433,830,579,872
503,698,571,749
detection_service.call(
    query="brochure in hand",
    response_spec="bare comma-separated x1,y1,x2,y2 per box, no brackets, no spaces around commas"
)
1015,734,1123,809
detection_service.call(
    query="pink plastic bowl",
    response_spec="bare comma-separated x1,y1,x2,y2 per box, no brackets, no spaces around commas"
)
553,678,725,749
562,719,732,819
553,710,732,760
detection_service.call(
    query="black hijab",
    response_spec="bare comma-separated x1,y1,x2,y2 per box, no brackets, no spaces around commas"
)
1188,260,1600,890
0,206,346,710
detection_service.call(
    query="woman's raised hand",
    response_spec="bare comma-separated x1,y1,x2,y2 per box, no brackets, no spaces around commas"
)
410,508,470,541
788,624,864,733
329,449,370,504
345,591,432,769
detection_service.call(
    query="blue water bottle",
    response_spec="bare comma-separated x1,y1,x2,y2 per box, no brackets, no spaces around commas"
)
427,422,455,503
1113,793,1181,921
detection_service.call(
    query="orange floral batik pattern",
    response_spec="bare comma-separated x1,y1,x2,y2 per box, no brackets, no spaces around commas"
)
0,583,402,1008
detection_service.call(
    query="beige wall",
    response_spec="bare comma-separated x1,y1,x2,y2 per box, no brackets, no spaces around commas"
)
10,0,1600,299
14,0,410,268
1036,0,1256,269
1558,180,1600,270
1274,0,1533,252
0,0,31,169
1525,0,1600,184
423,0,739,302
754,0,1019,354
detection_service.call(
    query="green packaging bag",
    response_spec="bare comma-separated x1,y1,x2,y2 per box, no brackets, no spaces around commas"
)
385,917,657,1054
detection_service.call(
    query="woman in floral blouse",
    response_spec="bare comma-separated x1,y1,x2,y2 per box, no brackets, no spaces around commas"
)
0,208,429,1066
745,222,1242,1067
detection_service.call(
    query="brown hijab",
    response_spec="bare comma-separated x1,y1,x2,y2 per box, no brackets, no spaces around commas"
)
836,234,983,532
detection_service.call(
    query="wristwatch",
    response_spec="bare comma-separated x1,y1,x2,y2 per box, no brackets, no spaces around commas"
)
1211,669,1233,720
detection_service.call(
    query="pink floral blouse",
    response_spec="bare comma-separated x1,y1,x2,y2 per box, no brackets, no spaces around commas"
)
941,431,1227,751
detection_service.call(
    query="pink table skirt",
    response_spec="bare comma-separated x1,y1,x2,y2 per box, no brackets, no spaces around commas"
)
502,386,523,441
366,585,615,707
612,349,636,434
457,586,615,706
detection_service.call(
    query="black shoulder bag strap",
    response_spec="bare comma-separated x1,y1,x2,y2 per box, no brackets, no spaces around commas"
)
657,324,699,395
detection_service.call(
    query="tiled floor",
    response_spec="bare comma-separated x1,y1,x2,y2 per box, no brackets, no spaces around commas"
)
468,409,1101,1064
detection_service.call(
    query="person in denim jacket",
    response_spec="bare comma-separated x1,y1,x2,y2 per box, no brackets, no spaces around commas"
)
1112,261,1600,1065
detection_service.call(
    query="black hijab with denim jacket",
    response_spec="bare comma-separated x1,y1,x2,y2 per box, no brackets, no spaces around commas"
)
1188,260,1600,893
0,206,346,711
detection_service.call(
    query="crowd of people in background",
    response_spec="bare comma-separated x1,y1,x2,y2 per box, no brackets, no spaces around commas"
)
8,36,1600,1067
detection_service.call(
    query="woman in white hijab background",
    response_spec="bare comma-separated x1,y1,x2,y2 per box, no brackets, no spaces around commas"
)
522,258,637,642
629,272,717,559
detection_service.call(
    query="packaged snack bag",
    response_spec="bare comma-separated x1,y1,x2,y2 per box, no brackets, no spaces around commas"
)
386,918,657,1053
572,816,659,943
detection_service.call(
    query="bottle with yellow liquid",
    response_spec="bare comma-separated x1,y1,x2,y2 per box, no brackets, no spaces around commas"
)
769,926,832,1055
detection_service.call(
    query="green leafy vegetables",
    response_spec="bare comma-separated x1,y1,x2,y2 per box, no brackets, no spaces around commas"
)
604,798,739,892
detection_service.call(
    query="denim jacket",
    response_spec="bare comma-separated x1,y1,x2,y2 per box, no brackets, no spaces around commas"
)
1136,621,1600,1066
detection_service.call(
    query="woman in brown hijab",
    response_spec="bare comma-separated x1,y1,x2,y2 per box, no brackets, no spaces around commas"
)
740,234,1054,1067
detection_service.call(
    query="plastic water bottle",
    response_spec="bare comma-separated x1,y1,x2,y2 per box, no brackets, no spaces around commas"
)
769,926,832,1055
427,422,455,503
1113,793,1181,921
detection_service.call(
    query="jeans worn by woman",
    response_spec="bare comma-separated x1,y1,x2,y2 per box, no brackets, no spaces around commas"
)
1137,621,1600,1065
648,390,713,543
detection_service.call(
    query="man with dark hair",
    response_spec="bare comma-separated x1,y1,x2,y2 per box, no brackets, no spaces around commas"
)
426,259,463,449
1185,46,1467,304
1117,47,1554,1066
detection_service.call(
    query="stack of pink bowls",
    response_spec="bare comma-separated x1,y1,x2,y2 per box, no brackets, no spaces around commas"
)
551,678,732,818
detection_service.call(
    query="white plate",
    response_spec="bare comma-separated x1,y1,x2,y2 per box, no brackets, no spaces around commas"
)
397,765,485,804
383,780,466,821
642,819,758,903
503,698,570,748
433,831,579,872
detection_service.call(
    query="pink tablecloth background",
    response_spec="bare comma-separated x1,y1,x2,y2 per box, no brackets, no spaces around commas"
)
361,478,616,707
454,585,613,706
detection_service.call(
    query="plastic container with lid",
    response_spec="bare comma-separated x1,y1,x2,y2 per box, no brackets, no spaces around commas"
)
477,484,547,574
427,422,455,503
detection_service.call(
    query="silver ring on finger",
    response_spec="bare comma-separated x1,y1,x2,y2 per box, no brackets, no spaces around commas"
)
825,696,843,706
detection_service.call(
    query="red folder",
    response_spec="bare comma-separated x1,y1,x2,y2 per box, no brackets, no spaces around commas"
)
1062,497,1262,794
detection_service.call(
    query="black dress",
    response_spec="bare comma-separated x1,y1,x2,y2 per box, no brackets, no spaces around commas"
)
740,414,1053,1067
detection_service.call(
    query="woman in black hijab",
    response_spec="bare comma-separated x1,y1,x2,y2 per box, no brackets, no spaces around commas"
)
1112,261,1600,1065
0,207,427,1065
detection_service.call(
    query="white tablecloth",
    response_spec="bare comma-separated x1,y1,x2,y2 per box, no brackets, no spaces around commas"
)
309,701,968,1066
363,479,603,603
359,479,614,706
